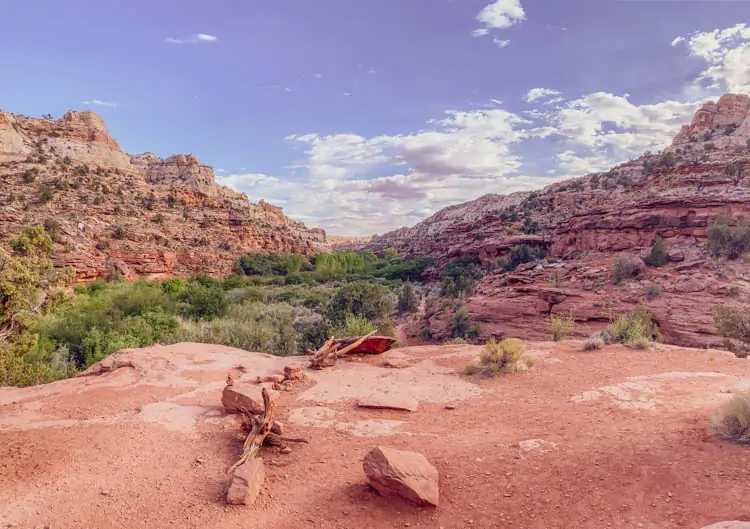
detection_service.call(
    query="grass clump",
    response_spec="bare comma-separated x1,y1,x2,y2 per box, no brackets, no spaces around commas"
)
713,304,750,357
549,313,574,342
712,391,750,444
611,254,643,285
581,337,604,351
601,305,659,345
467,338,534,377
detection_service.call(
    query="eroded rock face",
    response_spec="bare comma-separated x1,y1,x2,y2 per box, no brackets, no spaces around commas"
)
0,108,329,281
368,93,750,348
363,446,439,506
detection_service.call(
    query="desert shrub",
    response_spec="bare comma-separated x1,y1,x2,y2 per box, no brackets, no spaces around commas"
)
0,335,76,387
37,184,54,203
644,236,668,267
176,282,226,320
178,302,297,356
112,225,126,240
96,238,110,251
630,337,655,350
611,254,643,284
450,305,471,338
581,338,604,351
236,253,305,277
600,306,659,345
43,218,62,243
712,391,750,444
498,244,547,273
549,313,574,342
645,283,662,300
332,313,377,337
713,305,750,357
397,282,419,313
327,281,394,323
418,327,433,341
22,168,39,183
707,215,750,259
470,338,534,377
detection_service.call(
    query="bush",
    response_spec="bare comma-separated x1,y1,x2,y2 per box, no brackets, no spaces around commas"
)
630,337,655,350
397,282,419,313
644,236,668,267
37,184,54,203
645,282,662,301
332,313,377,337
328,281,394,323
712,391,750,444
235,253,305,277
549,313,574,342
713,305,750,357
177,282,226,320
469,338,534,377
43,218,62,243
601,306,659,345
707,215,750,259
499,244,547,273
611,254,644,284
376,257,433,282
450,305,471,338
178,302,297,356
581,338,604,351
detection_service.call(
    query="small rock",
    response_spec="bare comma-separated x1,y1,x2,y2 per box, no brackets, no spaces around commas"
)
222,385,265,414
284,363,307,381
358,395,419,412
444,405,456,410
100,490,110,496
280,447,292,455
227,459,265,506
380,359,410,369
667,248,685,262
363,446,439,507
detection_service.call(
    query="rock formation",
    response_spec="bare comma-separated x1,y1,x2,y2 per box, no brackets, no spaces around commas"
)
369,93,750,348
0,108,329,281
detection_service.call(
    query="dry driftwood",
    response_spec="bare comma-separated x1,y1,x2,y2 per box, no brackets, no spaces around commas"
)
308,331,376,369
229,387,310,474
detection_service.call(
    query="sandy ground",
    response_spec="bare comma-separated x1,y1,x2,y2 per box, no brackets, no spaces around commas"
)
1,341,749,529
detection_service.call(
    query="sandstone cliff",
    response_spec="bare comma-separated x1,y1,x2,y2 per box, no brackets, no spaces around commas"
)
372,93,750,348
0,109,328,281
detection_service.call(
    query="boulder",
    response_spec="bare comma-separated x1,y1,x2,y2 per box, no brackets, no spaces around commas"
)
363,447,439,506
222,384,270,414
358,395,419,412
226,458,265,505
284,364,307,380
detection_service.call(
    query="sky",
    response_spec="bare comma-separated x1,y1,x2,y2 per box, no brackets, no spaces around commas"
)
1,1,750,236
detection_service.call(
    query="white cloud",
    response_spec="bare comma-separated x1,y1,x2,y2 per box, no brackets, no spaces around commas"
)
165,33,218,45
524,88,562,102
82,99,118,108
493,38,511,48
671,36,685,47
475,0,525,32
674,23,750,92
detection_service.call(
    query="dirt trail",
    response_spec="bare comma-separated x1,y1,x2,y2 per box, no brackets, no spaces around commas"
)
2,341,750,529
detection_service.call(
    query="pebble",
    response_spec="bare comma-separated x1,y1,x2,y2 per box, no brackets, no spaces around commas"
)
280,447,292,455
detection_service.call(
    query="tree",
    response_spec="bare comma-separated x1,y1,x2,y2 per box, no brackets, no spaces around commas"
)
398,282,419,314
0,225,74,341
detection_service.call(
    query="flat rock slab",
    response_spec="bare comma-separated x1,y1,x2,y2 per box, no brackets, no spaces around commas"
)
226,458,265,506
363,446,439,507
358,395,419,412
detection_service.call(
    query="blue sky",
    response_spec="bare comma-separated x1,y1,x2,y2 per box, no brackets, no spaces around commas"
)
1,1,749,235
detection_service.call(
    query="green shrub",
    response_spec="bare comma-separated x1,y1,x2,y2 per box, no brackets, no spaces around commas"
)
43,218,62,243
327,281,394,322
713,304,750,357
500,244,547,273
376,257,433,282
549,313,574,342
645,283,662,300
600,305,659,345
37,184,54,203
161,278,188,295
332,313,377,337
707,215,750,259
177,282,226,320
712,391,750,444
644,236,668,267
235,253,305,277
469,338,534,377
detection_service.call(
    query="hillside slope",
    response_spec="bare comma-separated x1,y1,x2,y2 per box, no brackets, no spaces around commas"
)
370,93,750,348
0,110,328,282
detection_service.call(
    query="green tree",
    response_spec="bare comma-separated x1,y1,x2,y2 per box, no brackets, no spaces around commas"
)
0,226,74,340
328,281,394,322
398,282,419,313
